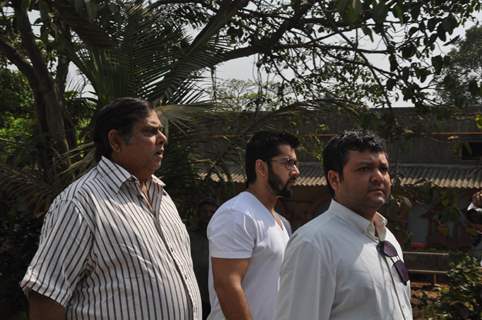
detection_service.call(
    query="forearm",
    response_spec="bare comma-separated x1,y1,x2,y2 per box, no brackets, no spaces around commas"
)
215,282,252,320
28,291,65,320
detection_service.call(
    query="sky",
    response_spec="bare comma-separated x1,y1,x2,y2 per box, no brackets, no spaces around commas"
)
211,12,482,108
65,9,482,108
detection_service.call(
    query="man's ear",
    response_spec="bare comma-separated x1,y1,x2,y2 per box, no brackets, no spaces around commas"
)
255,159,268,178
327,170,341,192
107,129,123,153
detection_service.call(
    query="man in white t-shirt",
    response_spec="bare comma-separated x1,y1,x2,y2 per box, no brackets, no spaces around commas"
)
207,131,300,320
276,130,413,320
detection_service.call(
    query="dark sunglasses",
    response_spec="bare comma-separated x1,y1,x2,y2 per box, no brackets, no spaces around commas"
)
377,240,409,285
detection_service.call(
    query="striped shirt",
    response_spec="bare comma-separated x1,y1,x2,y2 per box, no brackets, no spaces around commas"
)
21,156,201,319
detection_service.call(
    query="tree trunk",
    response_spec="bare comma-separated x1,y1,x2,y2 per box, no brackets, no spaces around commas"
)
13,1,70,176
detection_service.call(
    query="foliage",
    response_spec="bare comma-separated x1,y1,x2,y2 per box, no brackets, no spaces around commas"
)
436,26,482,107
421,254,482,319
0,202,43,319
0,0,481,316
44,0,482,110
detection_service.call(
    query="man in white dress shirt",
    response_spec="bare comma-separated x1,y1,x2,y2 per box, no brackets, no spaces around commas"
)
465,191,482,265
276,130,412,320
207,131,300,320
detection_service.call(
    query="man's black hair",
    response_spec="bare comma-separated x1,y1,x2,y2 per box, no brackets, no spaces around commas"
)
323,130,386,196
92,97,155,161
245,131,299,187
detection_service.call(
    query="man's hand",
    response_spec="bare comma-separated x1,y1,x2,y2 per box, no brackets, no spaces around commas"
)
211,257,252,320
29,291,65,320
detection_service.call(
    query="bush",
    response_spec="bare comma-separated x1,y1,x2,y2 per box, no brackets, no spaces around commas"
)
426,254,482,319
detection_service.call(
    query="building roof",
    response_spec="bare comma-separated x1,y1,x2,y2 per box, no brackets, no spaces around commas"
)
202,162,482,189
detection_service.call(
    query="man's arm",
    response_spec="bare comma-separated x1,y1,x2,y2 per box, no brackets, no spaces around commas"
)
211,257,251,320
28,291,65,320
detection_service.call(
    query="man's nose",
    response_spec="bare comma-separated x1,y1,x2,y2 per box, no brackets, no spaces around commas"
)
291,164,301,177
157,131,167,144
370,168,386,182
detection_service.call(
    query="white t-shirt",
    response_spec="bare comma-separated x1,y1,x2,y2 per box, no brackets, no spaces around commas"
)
207,191,291,320
275,200,412,320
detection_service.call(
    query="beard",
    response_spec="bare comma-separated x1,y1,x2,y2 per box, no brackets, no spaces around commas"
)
268,167,295,198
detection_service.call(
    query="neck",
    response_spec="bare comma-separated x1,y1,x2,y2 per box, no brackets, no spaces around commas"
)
111,155,151,184
334,198,377,221
247,183,279,214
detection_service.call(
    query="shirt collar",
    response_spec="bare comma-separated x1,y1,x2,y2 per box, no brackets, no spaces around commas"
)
330,200,388,242
97,156,166,194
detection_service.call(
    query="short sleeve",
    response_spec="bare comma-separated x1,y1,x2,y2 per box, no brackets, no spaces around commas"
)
207,208,257,259
20,199,93,307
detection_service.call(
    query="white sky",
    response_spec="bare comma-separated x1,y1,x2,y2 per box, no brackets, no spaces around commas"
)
213,13,482,108
66,10,482,107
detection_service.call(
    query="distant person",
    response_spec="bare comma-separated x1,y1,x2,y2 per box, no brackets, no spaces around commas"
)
465,190,482,265
207,131,300,320
276,130,412,320
190,198,219,319
21,97,201,319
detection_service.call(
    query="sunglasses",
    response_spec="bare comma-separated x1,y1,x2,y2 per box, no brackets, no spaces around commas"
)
377,240,409,285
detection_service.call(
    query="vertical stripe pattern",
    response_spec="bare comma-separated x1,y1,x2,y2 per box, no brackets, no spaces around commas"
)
21,157,201,319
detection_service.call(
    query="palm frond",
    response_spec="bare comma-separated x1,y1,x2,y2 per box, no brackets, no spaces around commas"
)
0,164,58,217
48,0,114,48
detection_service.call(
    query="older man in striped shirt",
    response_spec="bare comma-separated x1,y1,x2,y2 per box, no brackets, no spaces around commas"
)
21,97,201,319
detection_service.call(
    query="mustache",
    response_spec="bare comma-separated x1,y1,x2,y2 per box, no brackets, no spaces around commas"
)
285,177,297,186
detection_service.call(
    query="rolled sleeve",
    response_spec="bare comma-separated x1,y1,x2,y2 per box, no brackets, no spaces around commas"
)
20,199,93,307
275,237,336,320
207,209,257,259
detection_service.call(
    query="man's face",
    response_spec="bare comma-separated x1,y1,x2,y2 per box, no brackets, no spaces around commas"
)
329,150,391,219
267,144,300,198
115,110,167,181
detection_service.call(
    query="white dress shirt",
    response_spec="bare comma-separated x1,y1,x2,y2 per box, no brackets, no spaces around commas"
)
276,200,412,320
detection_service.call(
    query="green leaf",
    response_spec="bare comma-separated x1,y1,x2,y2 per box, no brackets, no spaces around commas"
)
468,80,481,97
362,26,374,42
39,0,50,22
372,1,388,24
475,114,482,129
392,4,404,23
442,14,458,35
402,43,417,59
386,78,396,91
427,18,438,32
431,55,443,74
335,0,351,13
408,26,418,37
339,0,362,24
410,4,421,20
437,24,447,42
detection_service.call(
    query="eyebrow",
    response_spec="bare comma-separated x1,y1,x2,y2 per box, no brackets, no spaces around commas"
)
144,123,163,129
356,160,389,166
